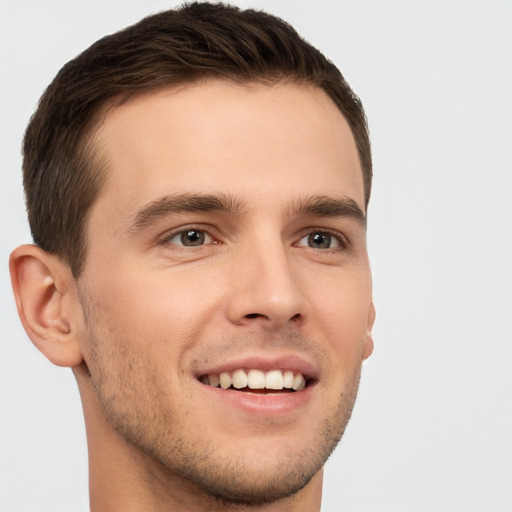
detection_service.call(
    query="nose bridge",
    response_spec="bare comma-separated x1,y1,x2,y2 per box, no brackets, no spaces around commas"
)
227,230,306,328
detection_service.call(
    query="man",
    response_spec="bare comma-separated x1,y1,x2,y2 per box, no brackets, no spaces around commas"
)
10,3,375,511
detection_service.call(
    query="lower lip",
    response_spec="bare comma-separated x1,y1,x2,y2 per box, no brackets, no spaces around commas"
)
197,381,316,416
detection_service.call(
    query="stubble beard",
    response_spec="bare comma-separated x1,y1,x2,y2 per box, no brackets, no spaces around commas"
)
81,299,362,507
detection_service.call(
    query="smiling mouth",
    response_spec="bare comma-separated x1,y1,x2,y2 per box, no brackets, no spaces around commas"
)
199,369,309,392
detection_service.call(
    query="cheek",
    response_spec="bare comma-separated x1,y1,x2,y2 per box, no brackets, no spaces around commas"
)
84,265,224,356
80,275,184,402
310,271,372,365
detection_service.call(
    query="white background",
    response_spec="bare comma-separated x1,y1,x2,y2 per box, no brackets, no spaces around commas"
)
1,1,511,511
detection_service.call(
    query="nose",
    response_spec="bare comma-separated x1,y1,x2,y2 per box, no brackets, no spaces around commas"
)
225,241,307,329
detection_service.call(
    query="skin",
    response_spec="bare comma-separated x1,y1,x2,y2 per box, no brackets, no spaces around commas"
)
10,80,375,511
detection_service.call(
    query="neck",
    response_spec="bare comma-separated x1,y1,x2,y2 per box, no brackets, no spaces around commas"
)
74,364,323,512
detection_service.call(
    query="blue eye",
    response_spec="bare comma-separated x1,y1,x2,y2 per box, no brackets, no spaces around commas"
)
298,232,341,249
167,229,212,247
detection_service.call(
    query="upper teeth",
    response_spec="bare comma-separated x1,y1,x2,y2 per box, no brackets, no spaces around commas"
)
202,369,306,391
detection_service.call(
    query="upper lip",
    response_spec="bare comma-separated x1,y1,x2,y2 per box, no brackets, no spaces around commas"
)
195,354,319,380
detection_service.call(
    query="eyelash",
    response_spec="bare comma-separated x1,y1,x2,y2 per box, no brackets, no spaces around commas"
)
159,225,218,248
159,226,349,252
295,228,349,252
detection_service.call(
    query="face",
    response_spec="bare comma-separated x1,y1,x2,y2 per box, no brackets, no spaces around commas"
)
77,81,374,505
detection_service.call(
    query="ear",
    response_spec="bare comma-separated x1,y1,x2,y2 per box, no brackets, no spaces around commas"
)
9,244,84,367
363,301,376,360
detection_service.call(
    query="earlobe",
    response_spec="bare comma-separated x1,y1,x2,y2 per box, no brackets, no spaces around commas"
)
9,244,84,368
363,301,376,360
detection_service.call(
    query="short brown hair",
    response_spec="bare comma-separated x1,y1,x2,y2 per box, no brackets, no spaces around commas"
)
23,2,372,277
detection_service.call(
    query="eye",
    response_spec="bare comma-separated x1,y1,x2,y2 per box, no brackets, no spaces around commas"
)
297,231,342,250
166,229,213,247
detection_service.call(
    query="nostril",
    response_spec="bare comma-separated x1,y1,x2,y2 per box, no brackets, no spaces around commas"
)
244,313,302,322
245,313,267,319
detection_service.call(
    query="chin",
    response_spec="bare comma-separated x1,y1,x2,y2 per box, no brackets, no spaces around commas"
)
160,447,325,507
130,407,347,508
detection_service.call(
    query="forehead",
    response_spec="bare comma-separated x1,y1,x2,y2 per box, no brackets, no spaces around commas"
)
90,80,364,221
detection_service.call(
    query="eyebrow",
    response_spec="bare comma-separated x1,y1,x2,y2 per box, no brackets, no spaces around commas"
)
127,192,366,234
128,193,245,232
292,195,366,226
